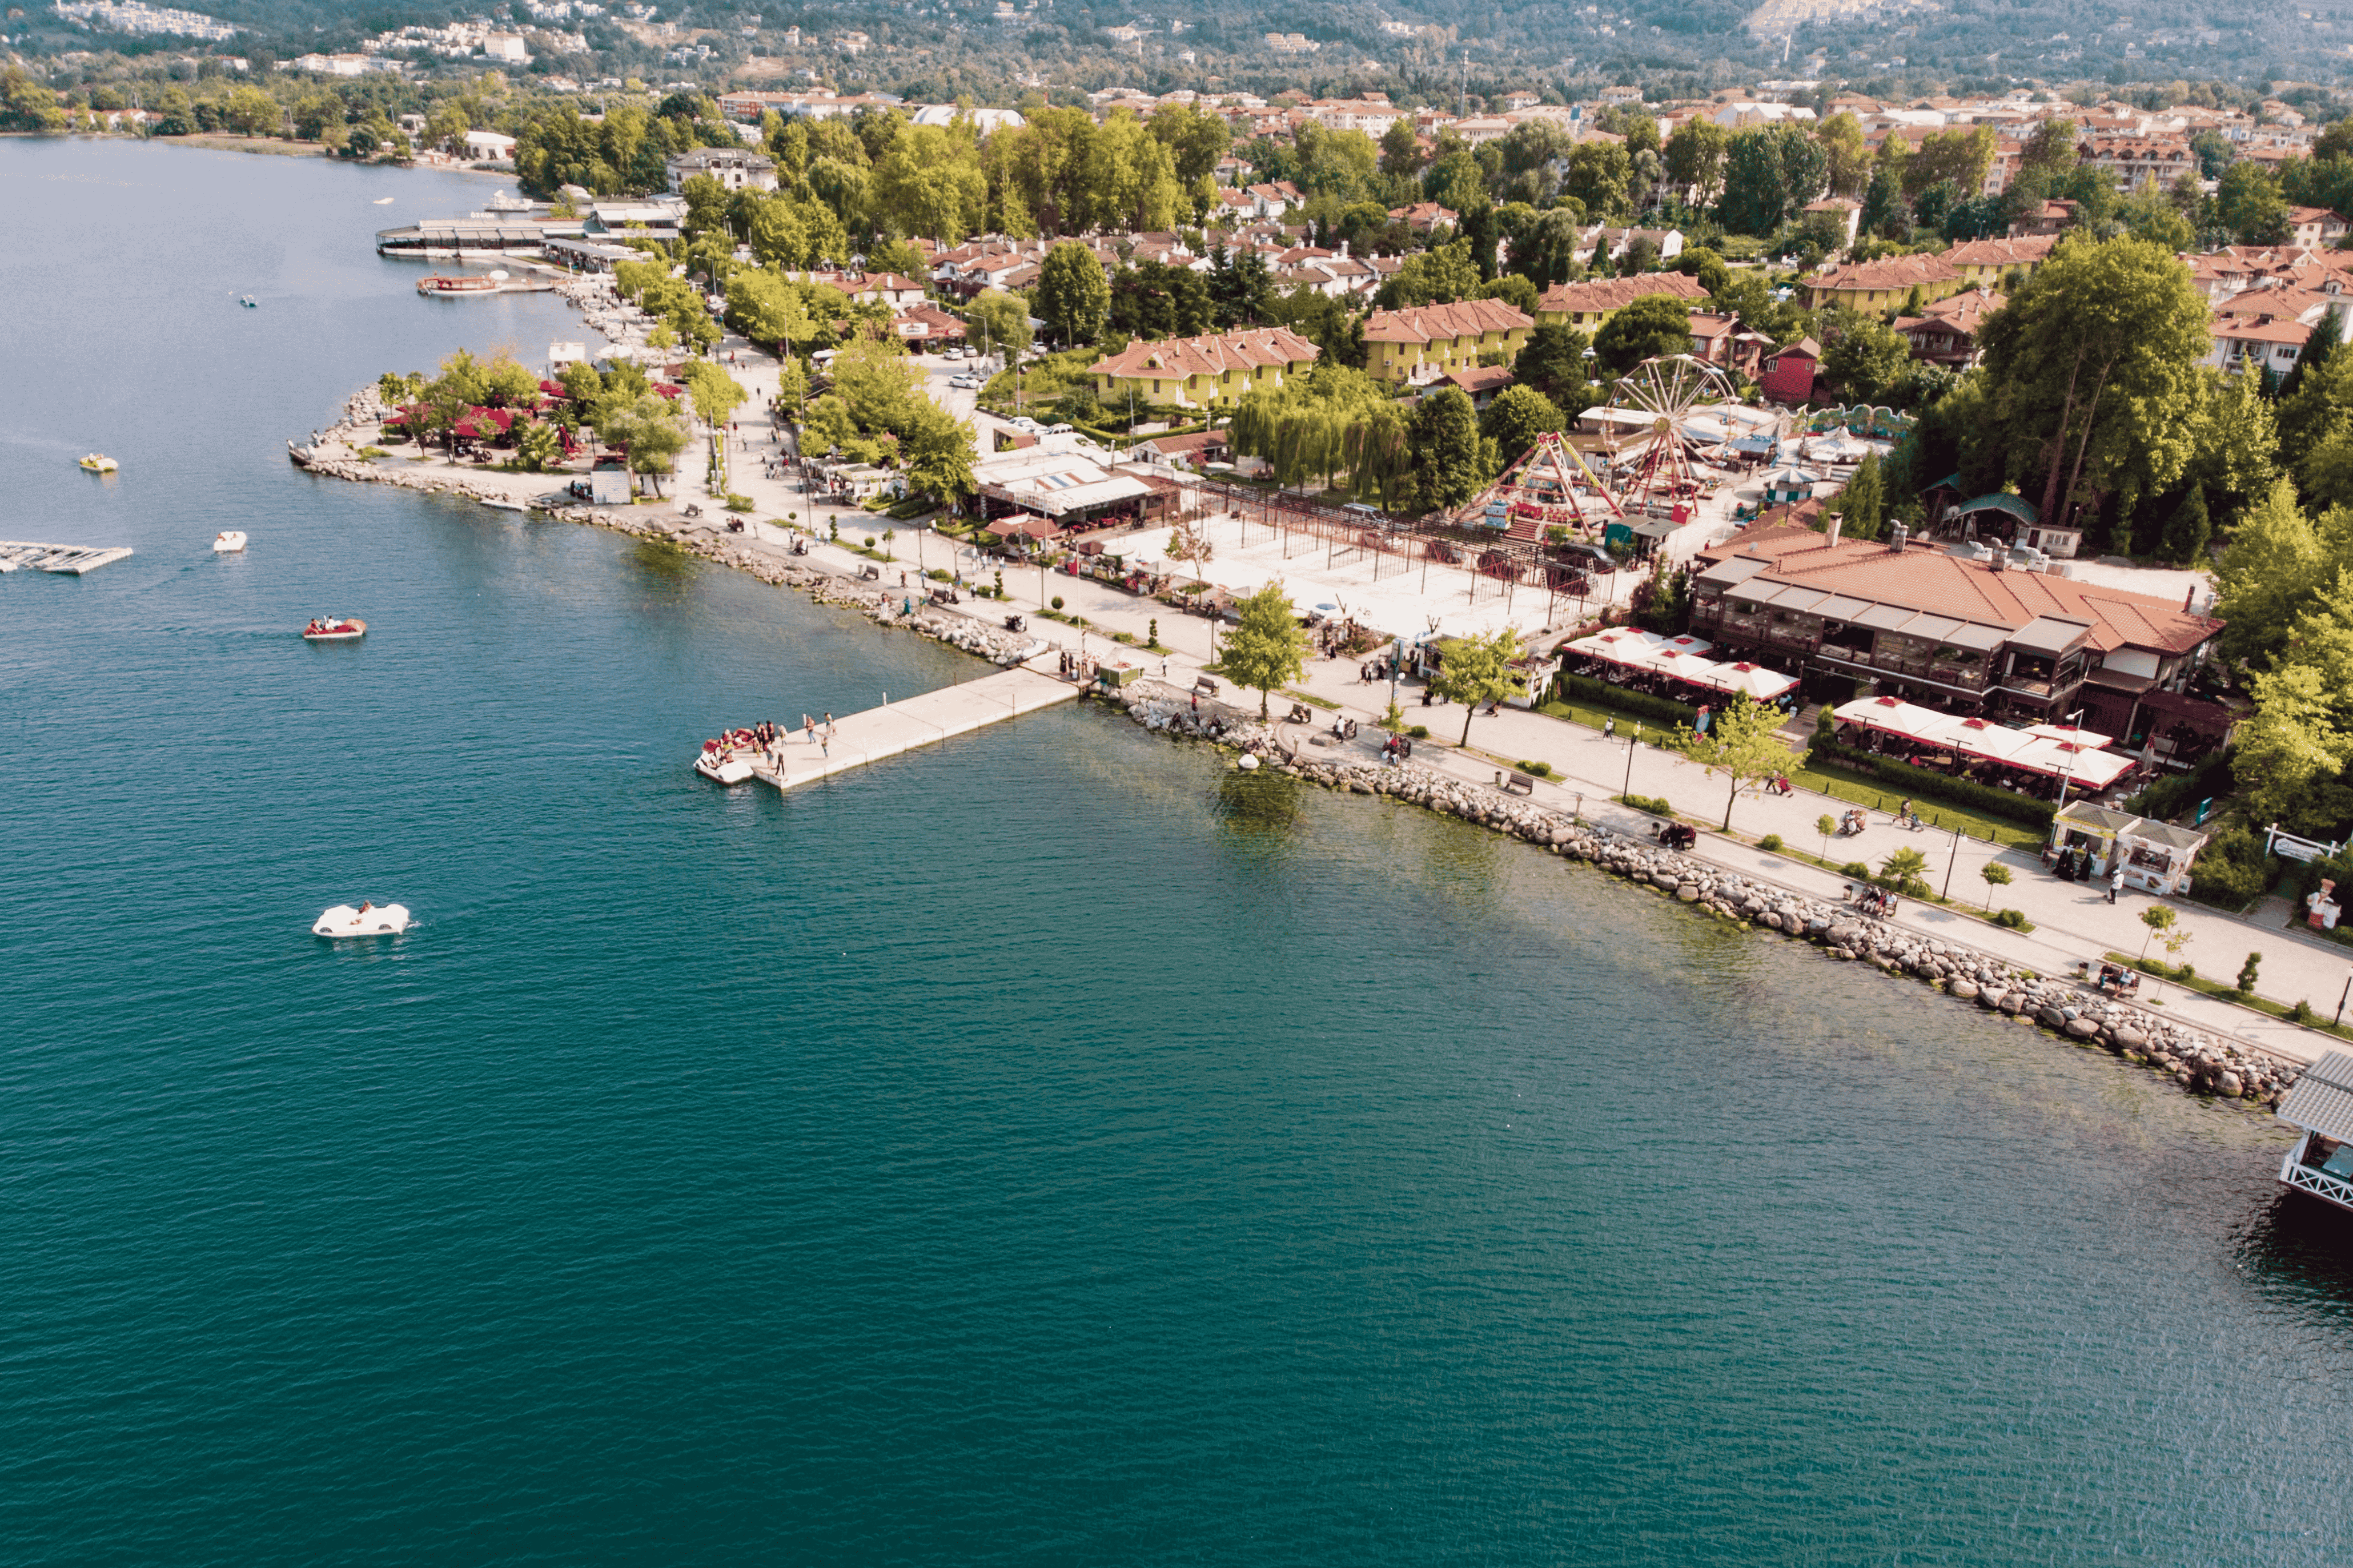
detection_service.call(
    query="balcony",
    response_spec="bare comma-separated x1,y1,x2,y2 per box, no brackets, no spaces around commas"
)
2282,1147,2353,1215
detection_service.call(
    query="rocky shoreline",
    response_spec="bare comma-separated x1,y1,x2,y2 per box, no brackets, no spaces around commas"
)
294,384,2304,1115
1103,686,2304,1113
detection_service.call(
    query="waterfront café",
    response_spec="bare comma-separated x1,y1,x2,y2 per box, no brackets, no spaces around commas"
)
1561,626,1801,707
971,445,1185,536
1831,696,2140,800
2276,1048,2353,1216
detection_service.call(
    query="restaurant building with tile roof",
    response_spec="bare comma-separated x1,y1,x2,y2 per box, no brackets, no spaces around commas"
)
1090,325,1320,409
1688,516,2227,743
1363,297,1533,385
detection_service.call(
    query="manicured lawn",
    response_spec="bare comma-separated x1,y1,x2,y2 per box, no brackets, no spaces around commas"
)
1536,696,1691,742
1785,761,2043,848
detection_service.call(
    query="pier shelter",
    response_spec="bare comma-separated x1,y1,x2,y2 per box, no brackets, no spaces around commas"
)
2278,1049,2353,1215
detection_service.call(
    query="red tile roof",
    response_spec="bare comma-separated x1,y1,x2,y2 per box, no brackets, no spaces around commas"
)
1805,252,1962,293
1093,325,1321,379
1534,272,1708,316
1700,522,2222,655
1944,236,2054,270
1363,297,1532,344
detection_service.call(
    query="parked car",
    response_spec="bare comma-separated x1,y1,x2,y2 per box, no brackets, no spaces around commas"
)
1555,541,1617,572
1046,422,1074,434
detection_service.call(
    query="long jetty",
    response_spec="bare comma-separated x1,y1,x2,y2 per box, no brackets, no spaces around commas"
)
752,656,1081,791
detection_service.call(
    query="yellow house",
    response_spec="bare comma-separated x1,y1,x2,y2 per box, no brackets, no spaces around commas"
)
1799,252,1965,313
1943,235,2057,290
1363,297,1533,385
1533,272,1710,332
1091,326,1321,409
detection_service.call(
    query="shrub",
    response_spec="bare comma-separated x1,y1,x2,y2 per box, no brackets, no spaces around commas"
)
1113,631,1135,645
1758,833,1784,851
1623,793,1675,816
724,492,754,512
2291,999,2315,1024
1806,737,2057,829
1516,760,1555,778
1147,618,1160,648
1992,908,2035,930
1408,725,1430,739
1556,673,1699,729
1050,595,1065,610
2187,829,2274,910
927,568,951,581
1840,861,1872,880
2123,750,2234,822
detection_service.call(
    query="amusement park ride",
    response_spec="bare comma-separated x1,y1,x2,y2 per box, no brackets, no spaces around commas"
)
1463,353,1753,544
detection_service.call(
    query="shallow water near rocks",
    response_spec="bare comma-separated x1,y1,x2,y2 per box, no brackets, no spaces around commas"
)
6,136,2353,1565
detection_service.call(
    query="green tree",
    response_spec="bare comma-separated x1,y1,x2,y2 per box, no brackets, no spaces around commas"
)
1431,627,1528,747
1222,580,1310,719
1817,111,1871,197
1878,846,1932,896
1513,321,1595,411
1037,240,1111,346
2236,660,2353,833
1376,236,1481,309
900,399,976,504
0,64,68,132
1408,387,1485,512
2159,487,2211,566
1673,695,1790,831
1840,454,1886,541
682,360,746,432
1974,235,2212,534
2217,161,2290,246
964,288,1033,361
1563,142,1633,220
1593,293,1694,377
591,393,689,496
1821,317,1910,402
1664,119,1729,205
2214,477,2349,666
513,417,564,472
1978,861,2012,909
1479,384,1565,465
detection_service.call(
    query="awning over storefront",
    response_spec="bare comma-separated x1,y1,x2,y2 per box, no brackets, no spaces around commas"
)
1833,697,2137,787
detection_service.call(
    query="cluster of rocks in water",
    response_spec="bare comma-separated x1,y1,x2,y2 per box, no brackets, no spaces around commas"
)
1115,714,2304,1112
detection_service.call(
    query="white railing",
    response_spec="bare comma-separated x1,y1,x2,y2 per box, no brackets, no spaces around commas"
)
2279,1151,2353,1214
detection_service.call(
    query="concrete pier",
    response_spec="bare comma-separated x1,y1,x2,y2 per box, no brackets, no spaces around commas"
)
751,656,1081,791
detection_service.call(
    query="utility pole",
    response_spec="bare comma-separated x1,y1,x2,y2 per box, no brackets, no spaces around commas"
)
1459,54,1469,119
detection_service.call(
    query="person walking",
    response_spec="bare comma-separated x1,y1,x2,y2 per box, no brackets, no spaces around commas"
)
803,713,816,746
2108,863,2125,904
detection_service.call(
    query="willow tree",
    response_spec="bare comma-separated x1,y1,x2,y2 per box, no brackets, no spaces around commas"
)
1975,234,2212,533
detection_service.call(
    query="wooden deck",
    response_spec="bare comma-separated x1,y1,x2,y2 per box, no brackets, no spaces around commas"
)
747,658,1081,792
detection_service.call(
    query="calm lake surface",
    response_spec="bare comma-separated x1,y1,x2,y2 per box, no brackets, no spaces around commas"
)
4,136,2352,1566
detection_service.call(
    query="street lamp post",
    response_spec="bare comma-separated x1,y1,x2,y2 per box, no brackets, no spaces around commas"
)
1944,825,1961,899
1623,722,1642,801
2336,970,2352,1030
2053,707,2086,810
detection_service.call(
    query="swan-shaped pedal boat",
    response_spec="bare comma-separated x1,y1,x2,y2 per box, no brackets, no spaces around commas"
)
314,900,411,937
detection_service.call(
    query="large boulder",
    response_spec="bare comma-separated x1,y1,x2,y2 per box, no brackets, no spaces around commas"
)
1950,980,1979,1000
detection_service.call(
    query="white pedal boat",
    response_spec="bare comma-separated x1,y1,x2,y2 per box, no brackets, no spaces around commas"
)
695,751,756,784
214,530,247,553
314,900,411,937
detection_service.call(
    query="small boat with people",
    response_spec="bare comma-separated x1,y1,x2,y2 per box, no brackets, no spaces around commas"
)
417,274,500,296
302,615,367,641
313,900,411,938
213,530,247,553
79,453,118,473
695,727,762,784
239,295,257,308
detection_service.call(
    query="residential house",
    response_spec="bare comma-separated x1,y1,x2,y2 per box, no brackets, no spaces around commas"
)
2288,206,2350,250
1437,364,1514,409
1363,297,1533,385
1944,235,2054,290
2007,199,2079,237
1090,325,1320,408
1533,272,1709,331
1760,337,1820,404
2206,313,2312,378
1892,287,2004,369
1801,197,1862,248
665,147,778,192
1387,201,1459,232
1800,252,1963,312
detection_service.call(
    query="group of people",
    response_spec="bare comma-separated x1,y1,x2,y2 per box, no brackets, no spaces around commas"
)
1850,883,1901,918
1380,733,1415,765
1057,650,1099,683
743,714,838,762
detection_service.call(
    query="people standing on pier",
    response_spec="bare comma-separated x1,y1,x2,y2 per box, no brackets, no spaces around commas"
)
803,714,815,746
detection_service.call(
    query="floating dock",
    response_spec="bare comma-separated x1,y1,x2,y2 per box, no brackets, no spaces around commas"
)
741,657,1081,793
0,541,135,574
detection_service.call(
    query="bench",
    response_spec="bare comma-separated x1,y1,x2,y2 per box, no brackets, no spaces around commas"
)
1192,676,1219,698
1504,770,1539,795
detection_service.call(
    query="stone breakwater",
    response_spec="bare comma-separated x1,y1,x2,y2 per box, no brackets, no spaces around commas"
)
1102,686,2305,1113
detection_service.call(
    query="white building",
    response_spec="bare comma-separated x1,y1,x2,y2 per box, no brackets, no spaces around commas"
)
665,147,780,192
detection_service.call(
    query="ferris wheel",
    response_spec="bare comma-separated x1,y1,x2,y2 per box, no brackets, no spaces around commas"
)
1603,355,1742,516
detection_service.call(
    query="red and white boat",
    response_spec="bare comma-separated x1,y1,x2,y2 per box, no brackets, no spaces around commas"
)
302,616,367,642
694,729,760,784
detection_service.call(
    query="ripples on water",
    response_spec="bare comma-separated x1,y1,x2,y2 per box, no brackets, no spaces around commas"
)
3,137,2352,1566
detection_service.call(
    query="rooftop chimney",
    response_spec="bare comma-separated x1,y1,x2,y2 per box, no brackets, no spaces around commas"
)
1825,514,1842,546
1890,521,1909,553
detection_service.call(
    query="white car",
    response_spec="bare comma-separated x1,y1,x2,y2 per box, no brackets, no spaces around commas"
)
1045,422,1074,434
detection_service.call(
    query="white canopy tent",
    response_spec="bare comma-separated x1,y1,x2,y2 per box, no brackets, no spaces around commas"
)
1832,697,2137,789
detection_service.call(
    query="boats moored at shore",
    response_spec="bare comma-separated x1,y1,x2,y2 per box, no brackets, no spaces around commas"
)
302,616,366,641
313,900,411,937
213,530,247,553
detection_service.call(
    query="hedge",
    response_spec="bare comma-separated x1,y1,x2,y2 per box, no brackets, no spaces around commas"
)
1555,673,1699,729
2123,749,2233,822
1805,738,2058,829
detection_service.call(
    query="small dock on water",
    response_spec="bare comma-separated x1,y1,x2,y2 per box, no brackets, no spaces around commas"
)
741,657,1081,793
0,541,134,575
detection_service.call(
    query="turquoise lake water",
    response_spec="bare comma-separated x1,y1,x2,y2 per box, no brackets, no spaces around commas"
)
5,136,2353,1565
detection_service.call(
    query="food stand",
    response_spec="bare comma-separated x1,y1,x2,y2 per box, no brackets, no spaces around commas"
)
2048,801,2139,878
2117,819,2207,898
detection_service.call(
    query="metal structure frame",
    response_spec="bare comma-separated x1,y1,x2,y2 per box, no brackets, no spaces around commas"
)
1603,355,1742,517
